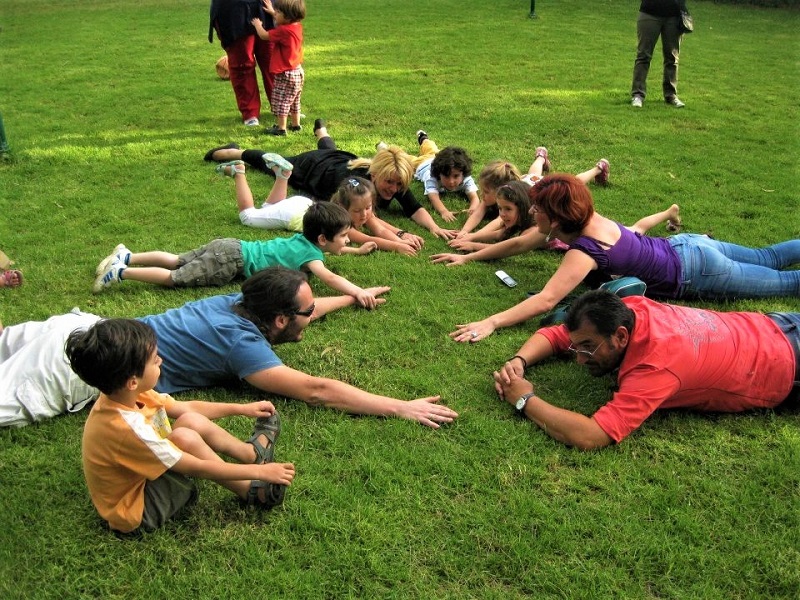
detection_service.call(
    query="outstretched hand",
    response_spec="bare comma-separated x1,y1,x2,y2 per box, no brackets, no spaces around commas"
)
431,227,458,241
450,320,495,343
399,396,458,429
430,252,468,266
362,286,391,307
357,241,378,255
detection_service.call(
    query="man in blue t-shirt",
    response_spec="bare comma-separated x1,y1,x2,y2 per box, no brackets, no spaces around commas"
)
0,267,457,429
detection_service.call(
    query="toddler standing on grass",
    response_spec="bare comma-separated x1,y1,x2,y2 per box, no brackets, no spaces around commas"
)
93,192,381,309
251,0,305,136
66,318,295,535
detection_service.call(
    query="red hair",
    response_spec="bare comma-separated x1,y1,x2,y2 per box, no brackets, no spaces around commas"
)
528,174,594,234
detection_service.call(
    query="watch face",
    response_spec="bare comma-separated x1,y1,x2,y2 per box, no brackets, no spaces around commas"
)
515,396,528,411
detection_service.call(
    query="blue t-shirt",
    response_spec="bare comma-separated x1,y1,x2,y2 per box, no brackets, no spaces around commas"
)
138,294,282,393
240,233,324,277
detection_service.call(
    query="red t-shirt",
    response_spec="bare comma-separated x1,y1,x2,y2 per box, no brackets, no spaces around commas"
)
269,22,303,74
538,297,795,443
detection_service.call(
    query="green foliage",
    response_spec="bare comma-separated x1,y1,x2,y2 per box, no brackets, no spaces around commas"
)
1,0,799,598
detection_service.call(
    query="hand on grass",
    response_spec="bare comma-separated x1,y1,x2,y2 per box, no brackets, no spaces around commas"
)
430,252,468,267
447,239,481,252
400,396,458,429
357,241,378,255
450,320,495,343
439,209,457,223
362,286,390,307
431,227,458,241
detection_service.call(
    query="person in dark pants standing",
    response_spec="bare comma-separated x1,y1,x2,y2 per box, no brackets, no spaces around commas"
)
630,0,687,108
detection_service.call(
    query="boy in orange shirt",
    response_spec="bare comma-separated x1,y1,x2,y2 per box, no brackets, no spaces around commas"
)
66,319,295,535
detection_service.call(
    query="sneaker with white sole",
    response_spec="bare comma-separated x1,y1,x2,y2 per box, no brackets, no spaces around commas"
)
95,244,130,276
666,97,685,108
244,117,260,127
631,96,643,108
93,261,125,294
416,130,428,146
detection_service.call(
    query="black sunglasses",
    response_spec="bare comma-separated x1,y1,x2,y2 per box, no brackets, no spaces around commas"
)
292,302,315,318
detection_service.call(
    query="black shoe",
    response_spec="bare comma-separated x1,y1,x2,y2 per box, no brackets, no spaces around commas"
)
313,118,326,135
264,125,287,136
203,142,240,162
288,124,302,132
416,129,428,146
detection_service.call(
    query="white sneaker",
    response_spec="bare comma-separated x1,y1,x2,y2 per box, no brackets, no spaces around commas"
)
95,244,130,275
243,117,260,127
666,97,685,108
92,260,125,294
631,96,643,108
375,141,389,151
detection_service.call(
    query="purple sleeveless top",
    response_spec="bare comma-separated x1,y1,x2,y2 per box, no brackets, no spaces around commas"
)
569,223,682,297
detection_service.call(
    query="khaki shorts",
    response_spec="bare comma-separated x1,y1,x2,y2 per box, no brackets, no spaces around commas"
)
173,238,244,287
138,470,199,533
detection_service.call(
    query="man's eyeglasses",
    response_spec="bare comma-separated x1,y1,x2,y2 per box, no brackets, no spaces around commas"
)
567,340,605,358
292,303,315,318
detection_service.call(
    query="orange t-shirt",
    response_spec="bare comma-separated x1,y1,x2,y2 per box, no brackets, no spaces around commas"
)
81,390,182,532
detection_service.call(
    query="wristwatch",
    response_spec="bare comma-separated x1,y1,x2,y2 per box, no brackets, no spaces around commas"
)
515,392,535,416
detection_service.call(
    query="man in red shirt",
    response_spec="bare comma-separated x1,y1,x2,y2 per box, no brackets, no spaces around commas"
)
494,290,799,450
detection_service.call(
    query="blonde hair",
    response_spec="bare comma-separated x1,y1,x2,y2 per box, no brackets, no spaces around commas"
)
347,145,414,190
478,160,522,192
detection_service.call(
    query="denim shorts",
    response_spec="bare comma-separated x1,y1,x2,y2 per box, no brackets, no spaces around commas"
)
173,238,244,287
766,312,800,402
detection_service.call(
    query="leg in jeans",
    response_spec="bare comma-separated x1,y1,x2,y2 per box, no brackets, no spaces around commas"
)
631,12,663,99
670,234,800,299
660,17,682,101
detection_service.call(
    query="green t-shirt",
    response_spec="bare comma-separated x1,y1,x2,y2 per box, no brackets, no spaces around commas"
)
240,233,324,277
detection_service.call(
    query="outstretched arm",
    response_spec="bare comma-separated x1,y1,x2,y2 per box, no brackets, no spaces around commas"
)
305,260,378,309
492,369,612,450
458,201,487,236
431,227,550,267
311,286,390,318
450,249,596,342
168,399,277,421
348,226,419,257
245,365,458,428
410,207,457,240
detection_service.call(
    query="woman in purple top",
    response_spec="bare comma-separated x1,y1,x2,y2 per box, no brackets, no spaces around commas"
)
451,174,800,343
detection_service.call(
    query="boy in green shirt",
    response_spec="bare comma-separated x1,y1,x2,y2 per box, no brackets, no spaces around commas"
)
93,201,381,308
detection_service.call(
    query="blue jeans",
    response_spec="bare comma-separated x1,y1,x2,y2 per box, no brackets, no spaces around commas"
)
668,234,800,299
766,312,800,401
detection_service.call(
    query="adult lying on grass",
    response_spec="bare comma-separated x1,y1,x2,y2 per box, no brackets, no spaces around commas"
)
452,173,800,343
66,319,295,535
204,119,455,241
0,267,457,429
493,290,800,450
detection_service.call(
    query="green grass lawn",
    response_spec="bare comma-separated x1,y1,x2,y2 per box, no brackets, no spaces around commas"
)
1,0,799,598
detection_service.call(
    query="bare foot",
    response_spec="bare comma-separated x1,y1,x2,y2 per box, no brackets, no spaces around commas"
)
665,204,682,232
